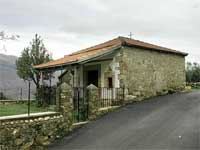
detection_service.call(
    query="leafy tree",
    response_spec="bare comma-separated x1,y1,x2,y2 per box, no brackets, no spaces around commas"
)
186,62,200,83
192,63,200,82
16,34,52,100
186,62,193,82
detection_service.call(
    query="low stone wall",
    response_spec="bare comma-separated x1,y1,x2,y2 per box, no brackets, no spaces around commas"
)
0,82,124,150
0,113,71,150
0,100,35,105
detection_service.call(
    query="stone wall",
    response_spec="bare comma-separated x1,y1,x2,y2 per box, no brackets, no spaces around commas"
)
119,46,186,99
59,82,73,130
87,84,100,120
0,82,74,150
0,113,69,150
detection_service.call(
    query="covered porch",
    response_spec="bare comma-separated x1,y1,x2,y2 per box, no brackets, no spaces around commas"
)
57,49,121,89
34,44,122,89
34,45,123,106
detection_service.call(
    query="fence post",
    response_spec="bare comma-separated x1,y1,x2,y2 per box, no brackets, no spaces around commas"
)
122,86,125,105
20,88,22,100
87,84,99,120
59,82,73,131
28,80,31,116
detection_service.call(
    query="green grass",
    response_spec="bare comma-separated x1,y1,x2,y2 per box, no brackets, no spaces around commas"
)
191,85,200,90
0,103,49,117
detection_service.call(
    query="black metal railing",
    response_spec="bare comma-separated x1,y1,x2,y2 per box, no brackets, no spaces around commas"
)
73,87,88,123
72,87,125,123
98,87,124,108
38,85,57,105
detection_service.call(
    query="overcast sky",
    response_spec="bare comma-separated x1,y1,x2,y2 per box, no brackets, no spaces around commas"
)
0,0,199,62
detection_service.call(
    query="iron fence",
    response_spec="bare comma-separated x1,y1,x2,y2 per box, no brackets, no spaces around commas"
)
73,87,88,123
72,87,125,123
0,85,57,118
39,85,57,105
0,87,35,101
98,87,125,108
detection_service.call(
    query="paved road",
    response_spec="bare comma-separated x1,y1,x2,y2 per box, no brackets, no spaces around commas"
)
49,91,200,150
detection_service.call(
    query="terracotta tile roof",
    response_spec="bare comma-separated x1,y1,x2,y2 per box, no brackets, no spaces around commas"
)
34,36,188,69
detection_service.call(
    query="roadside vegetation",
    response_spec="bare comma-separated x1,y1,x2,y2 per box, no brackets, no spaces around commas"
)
191,85,200,90
16,34,52,105
0,102,49,117
0,34,55,117
186,62,200,90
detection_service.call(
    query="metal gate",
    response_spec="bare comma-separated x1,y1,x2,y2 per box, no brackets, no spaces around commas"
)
72,87,125,123
73,87,88,123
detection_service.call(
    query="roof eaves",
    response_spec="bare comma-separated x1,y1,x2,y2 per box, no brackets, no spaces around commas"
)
34,60,78,70
34,45,121,70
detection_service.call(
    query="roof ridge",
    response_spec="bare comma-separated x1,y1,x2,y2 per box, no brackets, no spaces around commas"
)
118,36,126,45
119,36,187,55
123,36,167,48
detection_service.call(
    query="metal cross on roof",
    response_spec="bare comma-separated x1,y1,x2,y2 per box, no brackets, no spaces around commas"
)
128,32,133,39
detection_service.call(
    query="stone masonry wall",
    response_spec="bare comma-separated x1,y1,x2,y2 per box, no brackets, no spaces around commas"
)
119,46,186,98
87,84,100,120
0,114,68,150
0,82,74,150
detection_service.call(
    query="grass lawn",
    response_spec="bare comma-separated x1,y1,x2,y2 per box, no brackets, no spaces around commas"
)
0,103,50,117
192,85,200,90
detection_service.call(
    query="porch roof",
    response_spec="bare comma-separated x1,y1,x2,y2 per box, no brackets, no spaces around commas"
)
34,36,188,70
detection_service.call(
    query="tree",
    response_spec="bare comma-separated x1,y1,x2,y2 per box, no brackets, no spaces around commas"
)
192,63,200,82
16,34,52,100
186,62,200,83
186,62,193,83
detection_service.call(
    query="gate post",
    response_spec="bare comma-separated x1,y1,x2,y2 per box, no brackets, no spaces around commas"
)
59,82,73,131
87,84,99,120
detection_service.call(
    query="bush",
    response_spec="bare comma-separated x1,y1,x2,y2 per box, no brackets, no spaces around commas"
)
0,92,7,100
35,85,56,106
186,62,200,83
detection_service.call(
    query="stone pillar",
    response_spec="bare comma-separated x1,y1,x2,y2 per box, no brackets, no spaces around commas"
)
59,82,73,131
87,84,99,120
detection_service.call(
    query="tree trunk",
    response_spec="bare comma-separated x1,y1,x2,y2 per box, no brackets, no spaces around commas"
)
35,81,42,106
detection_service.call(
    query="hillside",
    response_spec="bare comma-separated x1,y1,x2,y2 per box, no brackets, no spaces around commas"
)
0,53,35,99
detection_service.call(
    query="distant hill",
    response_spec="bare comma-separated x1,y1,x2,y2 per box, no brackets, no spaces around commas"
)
0,53,35,99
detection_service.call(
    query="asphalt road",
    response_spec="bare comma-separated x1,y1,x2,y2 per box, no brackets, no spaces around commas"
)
49,91,200,150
